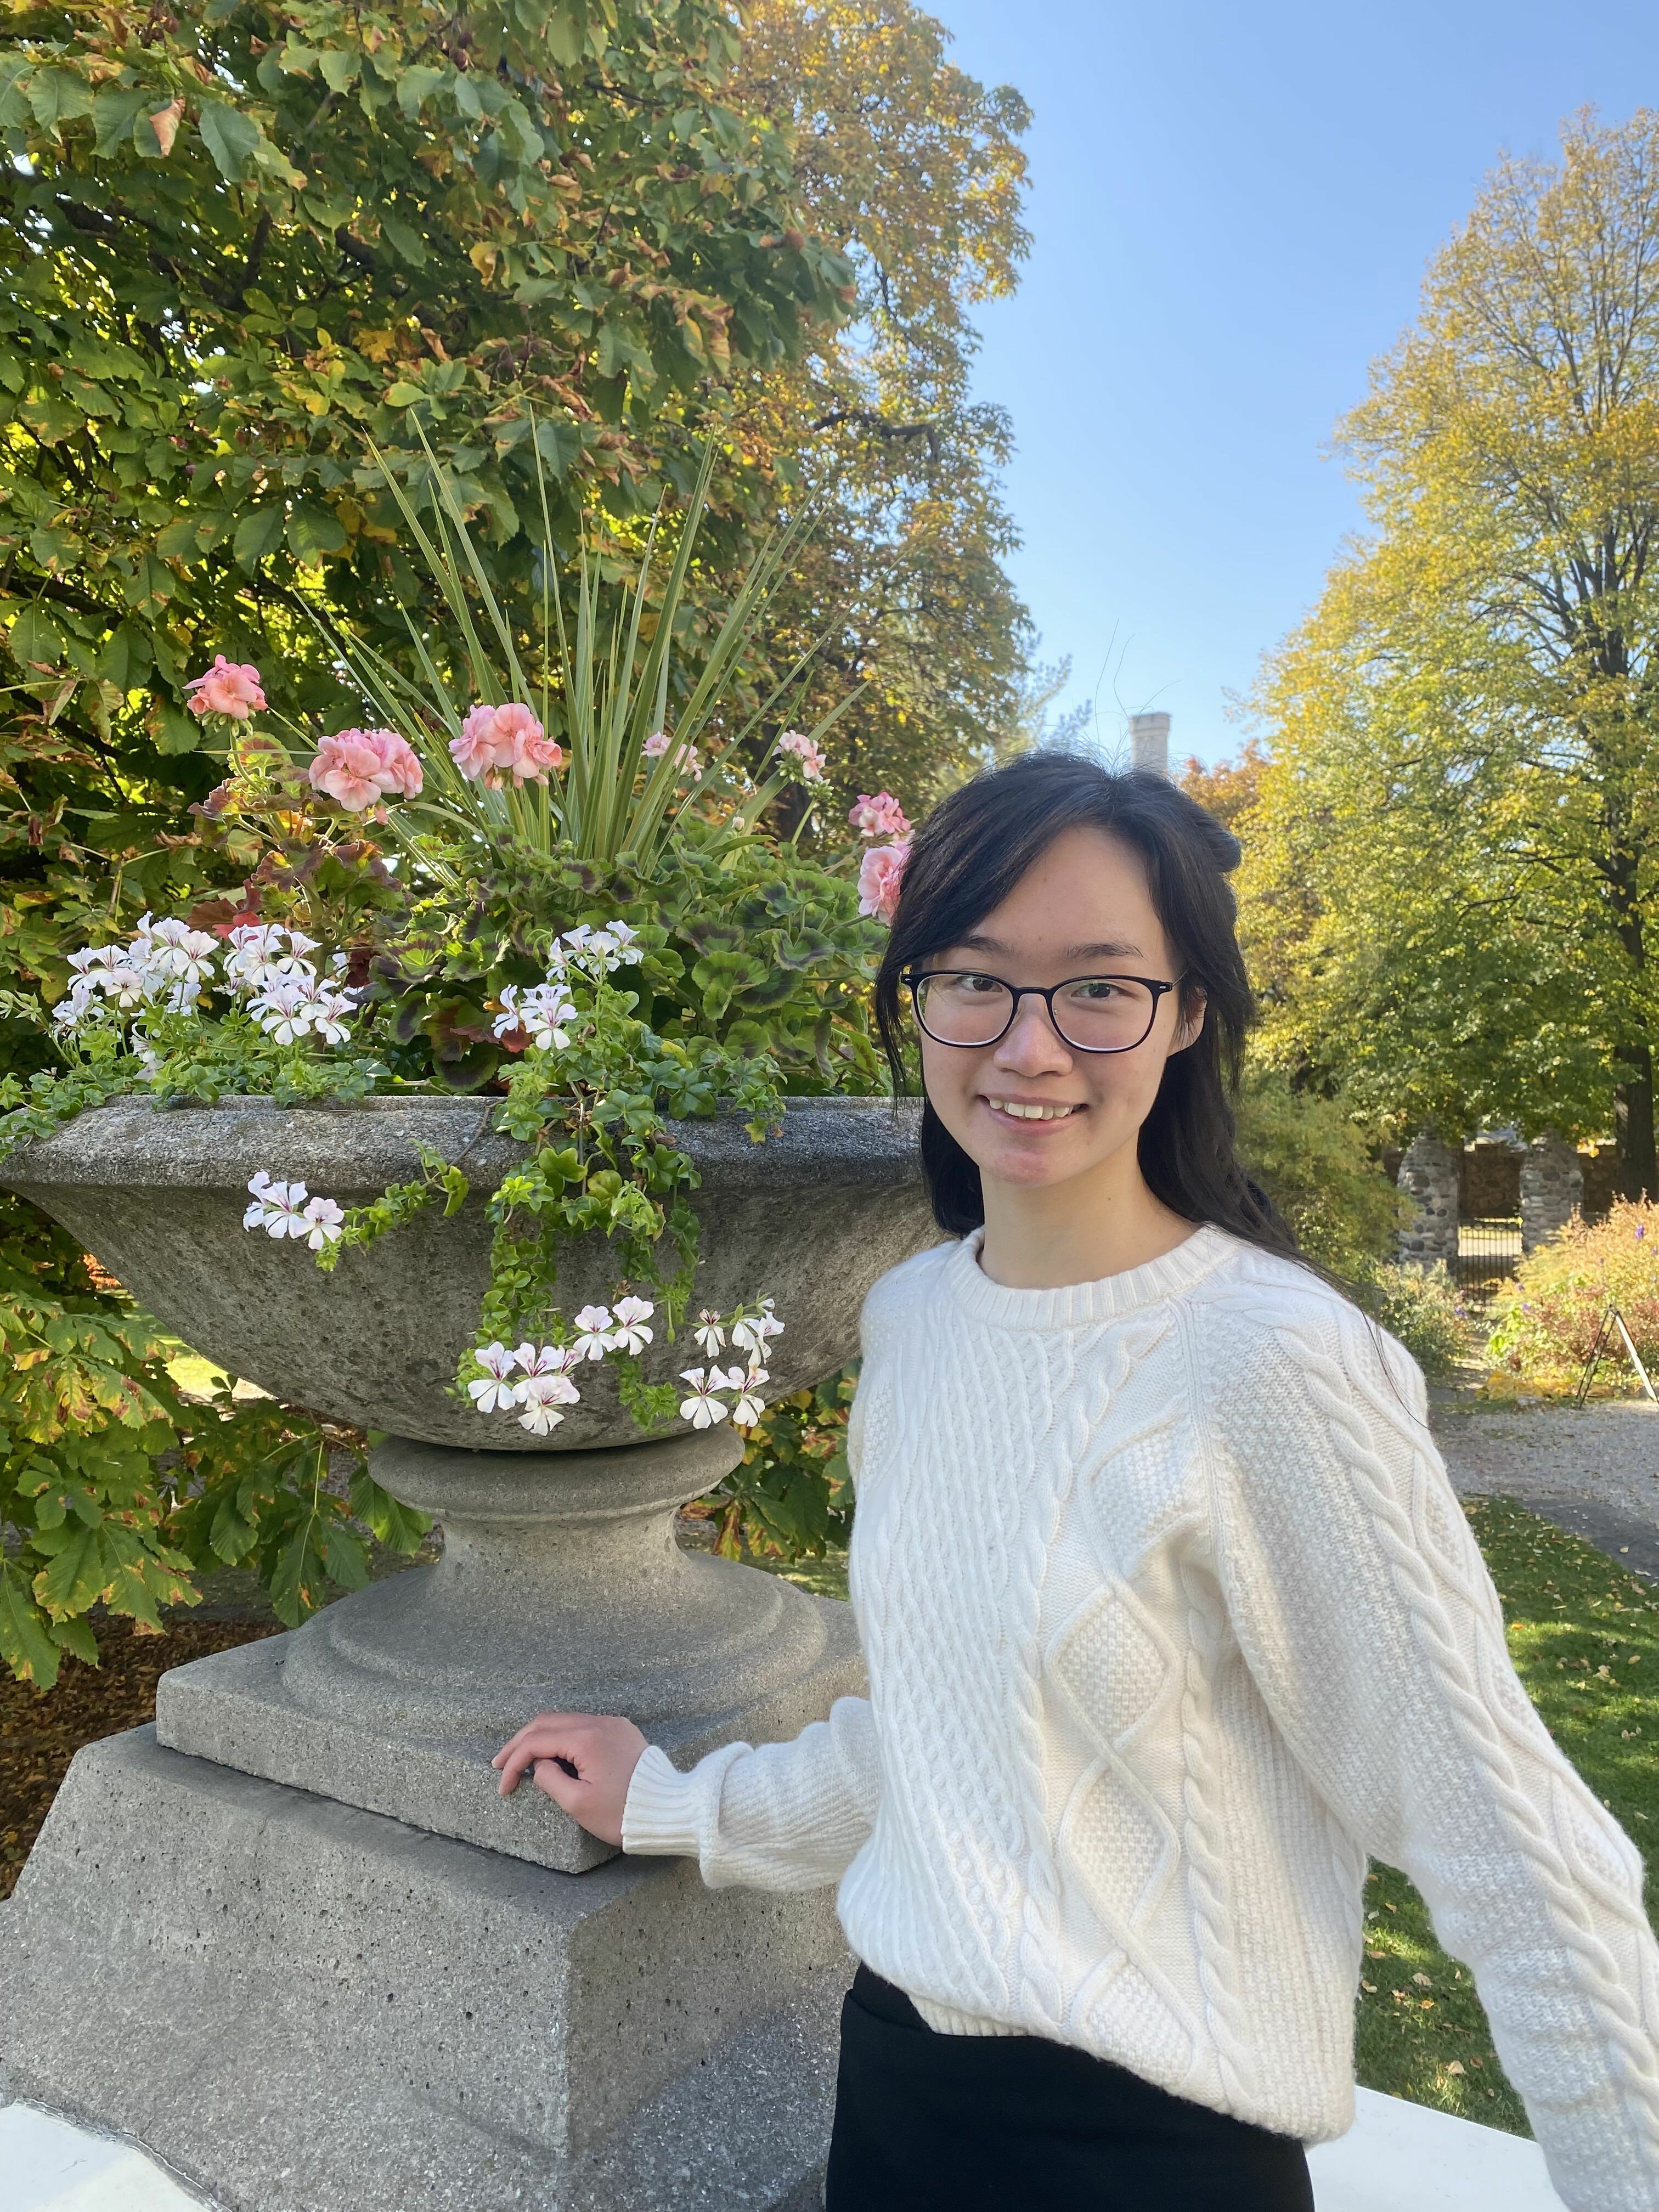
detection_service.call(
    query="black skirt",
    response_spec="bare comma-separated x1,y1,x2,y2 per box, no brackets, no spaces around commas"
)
825,1967,1316,2212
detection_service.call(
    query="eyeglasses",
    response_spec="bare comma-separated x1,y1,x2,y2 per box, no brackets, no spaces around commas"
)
904,969,1181,1054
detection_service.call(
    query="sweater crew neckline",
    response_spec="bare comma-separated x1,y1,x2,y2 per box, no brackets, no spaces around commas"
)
944,1221,1234,1330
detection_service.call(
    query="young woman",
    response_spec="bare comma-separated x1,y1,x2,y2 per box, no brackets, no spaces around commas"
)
494,754,1659,2210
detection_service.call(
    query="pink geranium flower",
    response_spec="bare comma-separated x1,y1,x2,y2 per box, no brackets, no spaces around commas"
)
847,791,911,839
309,728,422,812
361,727,424,799
857,840,910,924
450,703,562,787
777,729,826,782
185,656,266,720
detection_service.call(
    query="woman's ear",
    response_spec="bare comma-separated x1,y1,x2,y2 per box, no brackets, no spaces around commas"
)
1170,987,1207,1055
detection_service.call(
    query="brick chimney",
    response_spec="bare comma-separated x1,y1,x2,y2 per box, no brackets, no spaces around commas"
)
1128,711,1170,777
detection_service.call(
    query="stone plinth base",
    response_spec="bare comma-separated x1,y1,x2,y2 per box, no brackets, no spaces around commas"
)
0,1730,847,2212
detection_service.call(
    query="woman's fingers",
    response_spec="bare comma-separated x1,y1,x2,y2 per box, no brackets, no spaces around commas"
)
494,1716,595,1795
490,1713,650,1847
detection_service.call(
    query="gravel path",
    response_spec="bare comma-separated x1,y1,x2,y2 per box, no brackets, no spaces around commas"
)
1430,1399,1659,1583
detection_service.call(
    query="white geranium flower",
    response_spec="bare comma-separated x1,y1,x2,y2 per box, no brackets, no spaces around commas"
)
52,978,99,1034
511,1341,582,1378
569,1305,614,1361
250,980,314,1044
693,1308,726,1357
678,1367,730,1429
244,1169,279,1230
729,1365,769,1427
605,919,641,964
521,984,573,1051
257,1181,313,1238
729,1302,785,1356
306,985,354,1046
517,1370,580,1435
467,1342,523,1414
301,1195,345,1250
610,1296,654,1354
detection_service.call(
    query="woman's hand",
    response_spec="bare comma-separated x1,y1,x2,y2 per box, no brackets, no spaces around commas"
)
492,1711,649,1846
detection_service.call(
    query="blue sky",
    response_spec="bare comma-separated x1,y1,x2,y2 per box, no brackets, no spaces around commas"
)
924,0,1659,766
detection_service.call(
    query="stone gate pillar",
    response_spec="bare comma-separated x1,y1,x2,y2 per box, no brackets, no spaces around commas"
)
1397,1125,1460,1268
1520,1130,1583,1255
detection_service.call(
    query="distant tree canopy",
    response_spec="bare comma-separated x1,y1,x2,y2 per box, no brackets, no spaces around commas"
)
1240,109,1659,1200
0,0,1032,1031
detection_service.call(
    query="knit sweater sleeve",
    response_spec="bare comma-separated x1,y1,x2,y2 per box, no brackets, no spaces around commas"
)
1199,1289,1659,2211
620,1367,883,1889
620,1693,879,1889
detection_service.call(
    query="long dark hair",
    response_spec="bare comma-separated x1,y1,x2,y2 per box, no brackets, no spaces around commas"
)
873,752,1302,1261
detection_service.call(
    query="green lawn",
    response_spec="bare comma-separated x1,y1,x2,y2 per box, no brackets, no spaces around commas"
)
769,1496,1659,2135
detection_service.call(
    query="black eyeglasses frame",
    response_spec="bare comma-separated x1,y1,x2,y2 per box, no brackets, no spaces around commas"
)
902,968,1183,1056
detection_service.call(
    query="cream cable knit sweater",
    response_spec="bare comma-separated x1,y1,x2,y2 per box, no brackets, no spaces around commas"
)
623,1226,1659,2208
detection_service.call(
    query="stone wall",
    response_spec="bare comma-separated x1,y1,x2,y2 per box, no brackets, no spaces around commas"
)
1459,1142,1522,1221
1520,1131,1584,1255
1397,1126,1460,1267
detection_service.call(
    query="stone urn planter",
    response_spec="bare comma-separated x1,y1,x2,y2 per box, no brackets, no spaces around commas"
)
0,1093,936,2212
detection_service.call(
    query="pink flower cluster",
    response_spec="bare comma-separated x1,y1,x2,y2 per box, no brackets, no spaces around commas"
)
642,730,703,780
309,728,424,813
777,729,826,782
857,840,910,925
185,657,266,720
450,703,563,788
847,791,910,839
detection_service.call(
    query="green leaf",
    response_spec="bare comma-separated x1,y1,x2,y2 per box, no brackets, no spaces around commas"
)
0,1564,60,1689
319,48,360,94
28,69,94,134
91,86,150,155
286,502,347,562
396,66,447,120
7,603,67,670
98,621,154,692
156,514,205,558
349,1466,433,1553
532,417,584,477
233,505,286,572
197,100,264,182
381,214,428,268
36,1523,109,1617
384,381,425,408
150,698,199,754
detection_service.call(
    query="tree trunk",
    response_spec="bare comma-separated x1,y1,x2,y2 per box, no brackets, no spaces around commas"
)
1615,1041,1657,1199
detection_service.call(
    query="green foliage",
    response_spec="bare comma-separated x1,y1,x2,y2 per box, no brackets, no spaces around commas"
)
1487,1199,1659,1395
704,1368,855,1561
0,1188,427,1685
1233,1063,1404,1274
0,0,848,737
1243,112,1659,1192
1356,1261,1472,1380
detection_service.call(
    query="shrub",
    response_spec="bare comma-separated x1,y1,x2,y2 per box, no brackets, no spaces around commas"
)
1233,1064,1404,1275
1486,1200,1659,1395
1355,1260,1474,1379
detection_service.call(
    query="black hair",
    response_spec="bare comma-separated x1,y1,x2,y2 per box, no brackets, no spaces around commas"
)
873,751,1304,1262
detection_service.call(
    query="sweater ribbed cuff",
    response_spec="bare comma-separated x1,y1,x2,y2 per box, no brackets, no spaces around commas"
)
621,1743,700,1857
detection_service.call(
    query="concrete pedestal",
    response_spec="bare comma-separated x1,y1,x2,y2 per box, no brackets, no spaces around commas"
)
155,1431,862,1874
0,1729,848,2212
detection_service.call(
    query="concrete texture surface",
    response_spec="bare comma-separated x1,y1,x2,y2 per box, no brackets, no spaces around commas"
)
0,1729,849,2212
0,1095,935,1449
156,1426,865,1870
